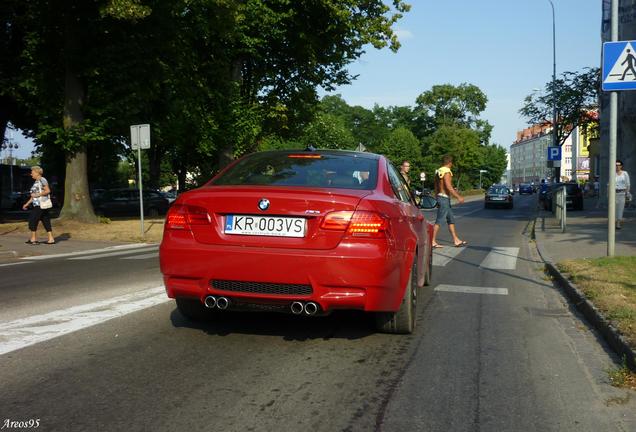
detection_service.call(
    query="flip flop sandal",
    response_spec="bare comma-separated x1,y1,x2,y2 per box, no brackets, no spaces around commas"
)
454,241,468,247
432,244,444,249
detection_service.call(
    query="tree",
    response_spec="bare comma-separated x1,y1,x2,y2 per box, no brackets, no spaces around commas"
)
519,67,600,146
480,144,508,188
414,84,490,130
424,125,483,190
300,113,356,150
377,127,420,167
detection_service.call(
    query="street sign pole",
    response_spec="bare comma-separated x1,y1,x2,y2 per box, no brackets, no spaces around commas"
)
130,124,151,239
608,0,618,257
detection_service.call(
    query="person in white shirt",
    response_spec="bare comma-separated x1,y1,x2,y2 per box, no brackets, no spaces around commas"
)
615,159,631,230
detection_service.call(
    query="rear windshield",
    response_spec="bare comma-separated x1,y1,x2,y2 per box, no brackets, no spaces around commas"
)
488,186,509,195
210,152,379,190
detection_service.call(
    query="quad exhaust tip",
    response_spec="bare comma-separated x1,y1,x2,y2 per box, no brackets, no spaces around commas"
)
204,295,217,309
304,302,319,316
216,297,230,310
290,301,304,315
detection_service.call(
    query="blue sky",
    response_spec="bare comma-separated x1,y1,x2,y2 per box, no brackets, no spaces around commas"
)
6,0,601,159
323,0,602,149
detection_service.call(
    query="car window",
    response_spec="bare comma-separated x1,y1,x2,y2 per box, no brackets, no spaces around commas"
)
211,152,379,190
488,186,509,195
386,162,412,203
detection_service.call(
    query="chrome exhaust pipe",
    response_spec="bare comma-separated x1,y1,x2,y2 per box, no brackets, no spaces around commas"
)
216,297,230,310
204,296,217,309
290,301,304,315
304,302,319,316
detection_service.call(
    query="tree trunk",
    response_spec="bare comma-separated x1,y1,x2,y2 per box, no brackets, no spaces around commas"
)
148,145,161,190
59,67,97,223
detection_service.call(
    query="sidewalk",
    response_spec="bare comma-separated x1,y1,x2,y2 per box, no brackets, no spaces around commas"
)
535,197,636,261
534,196,636,371
0,232,142,263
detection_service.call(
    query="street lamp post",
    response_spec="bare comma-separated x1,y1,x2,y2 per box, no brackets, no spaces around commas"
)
547,0,559,181
479,169,488,190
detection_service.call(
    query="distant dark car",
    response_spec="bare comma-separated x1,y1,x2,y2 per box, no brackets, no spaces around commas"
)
484,185,513,209
543,183,583,211
93,188,170,217
518,184,534,194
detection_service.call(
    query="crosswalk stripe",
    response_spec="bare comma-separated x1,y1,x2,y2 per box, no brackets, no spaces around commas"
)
0,286,170,356
479,247,519,270
432,246,465,267
21,243,155,261
68,246,158,260
435,284,508,296
121,252,159,260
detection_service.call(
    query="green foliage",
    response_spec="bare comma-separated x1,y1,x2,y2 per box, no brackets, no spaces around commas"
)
425,125,483,190
415,83,489,130
480,144,508,188
377,127,420,166
301,113,356,150
520,67,600,145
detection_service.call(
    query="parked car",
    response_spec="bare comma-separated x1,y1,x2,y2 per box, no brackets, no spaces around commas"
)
93,188,170,217
519,184,534,194
160,149,436,334
484,185,513,209
543,182,584,211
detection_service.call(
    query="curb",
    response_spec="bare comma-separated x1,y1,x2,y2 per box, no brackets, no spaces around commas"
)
533,217,636,372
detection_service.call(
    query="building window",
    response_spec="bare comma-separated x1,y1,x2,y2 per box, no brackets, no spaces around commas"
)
565,145,572,152
565,157,571,165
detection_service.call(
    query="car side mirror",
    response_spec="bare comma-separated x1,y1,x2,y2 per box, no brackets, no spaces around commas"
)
419,195,438,210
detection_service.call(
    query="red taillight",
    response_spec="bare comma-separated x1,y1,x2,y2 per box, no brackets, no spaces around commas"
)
166,204,210,230
321,211,387,238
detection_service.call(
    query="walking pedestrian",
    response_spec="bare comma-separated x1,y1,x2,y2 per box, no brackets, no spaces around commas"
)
399,160,411,185
431,155,466,248
615,159,631,230
22,165,55,244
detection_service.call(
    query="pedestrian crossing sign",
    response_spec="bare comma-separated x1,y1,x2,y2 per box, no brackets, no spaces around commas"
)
602,41,636,91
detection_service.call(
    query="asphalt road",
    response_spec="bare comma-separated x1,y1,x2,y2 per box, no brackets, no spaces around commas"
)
0,195,634,432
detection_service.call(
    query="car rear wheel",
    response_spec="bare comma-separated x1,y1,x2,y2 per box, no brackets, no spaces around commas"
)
176,297,213,322
375,262,417,334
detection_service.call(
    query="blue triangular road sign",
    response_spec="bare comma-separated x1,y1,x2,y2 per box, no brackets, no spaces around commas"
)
603,41,636,91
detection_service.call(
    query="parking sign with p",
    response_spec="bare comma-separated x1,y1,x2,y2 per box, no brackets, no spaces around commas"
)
547,146,561,161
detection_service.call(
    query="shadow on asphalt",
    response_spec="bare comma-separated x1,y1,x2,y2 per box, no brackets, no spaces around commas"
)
169,308,378,341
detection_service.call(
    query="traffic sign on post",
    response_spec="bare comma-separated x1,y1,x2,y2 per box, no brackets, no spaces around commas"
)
547,146,561,161
130,124,151,238
130,124,151,149
602,40,636,91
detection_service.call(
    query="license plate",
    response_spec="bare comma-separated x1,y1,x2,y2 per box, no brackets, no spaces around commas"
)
490,197,505,201
225,215,306,238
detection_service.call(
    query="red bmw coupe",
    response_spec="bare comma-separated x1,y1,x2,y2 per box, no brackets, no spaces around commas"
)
160,150,435,334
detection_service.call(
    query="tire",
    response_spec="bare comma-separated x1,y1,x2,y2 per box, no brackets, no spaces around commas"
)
375,262,417,334
176,297,212,322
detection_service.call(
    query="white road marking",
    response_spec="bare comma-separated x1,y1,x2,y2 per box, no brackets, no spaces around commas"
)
22,243,156,261
432,246,465,267
68,246,158,260
480,247,520,270
435,284,508,296
0,262,29,268
0,286,170,356
121,252,159,260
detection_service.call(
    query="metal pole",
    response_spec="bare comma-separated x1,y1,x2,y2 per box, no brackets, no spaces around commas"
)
608,0,618,256
135,128,145,239
548,0,559,182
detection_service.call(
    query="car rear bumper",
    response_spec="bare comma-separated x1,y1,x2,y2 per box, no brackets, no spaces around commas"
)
160,231,414,313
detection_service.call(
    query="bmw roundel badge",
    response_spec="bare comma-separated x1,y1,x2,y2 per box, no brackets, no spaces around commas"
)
258,198,270,211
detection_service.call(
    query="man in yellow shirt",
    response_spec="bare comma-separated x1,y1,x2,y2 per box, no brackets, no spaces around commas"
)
431,155,466,248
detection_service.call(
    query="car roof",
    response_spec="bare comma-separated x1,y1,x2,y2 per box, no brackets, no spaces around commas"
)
252,149,381,161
